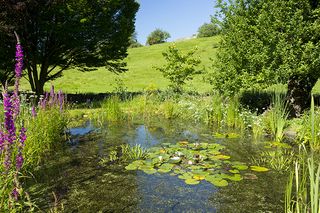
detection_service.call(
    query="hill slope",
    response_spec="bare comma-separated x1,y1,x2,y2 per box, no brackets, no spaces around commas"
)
20,36,220,93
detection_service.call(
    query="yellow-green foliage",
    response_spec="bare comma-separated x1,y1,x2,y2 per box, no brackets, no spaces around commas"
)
24,107,68,167
101,96,124,122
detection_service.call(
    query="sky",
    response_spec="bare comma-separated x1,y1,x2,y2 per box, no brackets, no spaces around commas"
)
135,0,216,44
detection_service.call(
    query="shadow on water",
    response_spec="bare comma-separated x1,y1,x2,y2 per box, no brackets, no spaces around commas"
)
27,118,286,212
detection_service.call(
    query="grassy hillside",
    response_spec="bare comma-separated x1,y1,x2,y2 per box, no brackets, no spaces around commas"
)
20,36,220,94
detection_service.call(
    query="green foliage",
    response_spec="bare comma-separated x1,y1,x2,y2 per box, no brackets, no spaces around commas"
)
146,29,171,45
0,0,139,95
24,107,68,167
101,96,124,122
285,149,320,213
263,93,289,142
155,44,201,92
197,23,221,38
211,0,320,113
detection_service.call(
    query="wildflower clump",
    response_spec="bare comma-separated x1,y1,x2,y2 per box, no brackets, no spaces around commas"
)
0,34,32,210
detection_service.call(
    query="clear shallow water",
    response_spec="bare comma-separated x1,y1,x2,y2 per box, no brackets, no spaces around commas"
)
27,119,286,212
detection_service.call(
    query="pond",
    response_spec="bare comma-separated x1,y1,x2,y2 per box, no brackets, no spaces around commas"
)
27,118,286,212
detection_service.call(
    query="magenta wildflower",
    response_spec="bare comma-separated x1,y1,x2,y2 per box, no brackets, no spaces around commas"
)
0,131,4,151
31,106,37,117
14,43,23,79
16,127,26,170
12,187,19,201
3,90,16,145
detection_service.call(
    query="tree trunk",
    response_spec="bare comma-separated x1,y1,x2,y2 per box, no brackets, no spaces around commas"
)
286,74,317,117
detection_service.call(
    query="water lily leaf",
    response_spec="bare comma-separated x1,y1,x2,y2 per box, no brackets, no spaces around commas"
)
125,163,138,170
222,174,243,181
168,157,181,164
229,169,239,174
193,175,205,180
226,133,240,139
213,133,226,138
178,141,189,146
178,173,192,180
232,164,248,170
214,155,231,160
250,166,269,172
143,168,157,175
205,176,228,187
185,178,200,185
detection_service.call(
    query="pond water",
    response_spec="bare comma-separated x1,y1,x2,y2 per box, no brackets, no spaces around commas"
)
27,118,286,212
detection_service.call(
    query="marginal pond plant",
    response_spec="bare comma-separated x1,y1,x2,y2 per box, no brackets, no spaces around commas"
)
263,93,289,142
0,36,34,211
125,140,268,186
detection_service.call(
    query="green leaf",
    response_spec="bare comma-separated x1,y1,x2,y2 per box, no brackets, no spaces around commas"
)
250,166,269,172
185,178,200,185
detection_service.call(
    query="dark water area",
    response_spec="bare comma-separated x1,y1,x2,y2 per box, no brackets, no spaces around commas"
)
27,118,287,212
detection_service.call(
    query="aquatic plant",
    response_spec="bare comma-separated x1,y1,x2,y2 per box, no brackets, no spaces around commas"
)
101,96,124,122
285,149,320,213
263,93,289,142
297,96,320,150
251,149,295,172
125,141,268,186
0,36,35,211
100,144,148,165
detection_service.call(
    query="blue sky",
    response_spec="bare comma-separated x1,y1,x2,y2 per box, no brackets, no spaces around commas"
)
135,0,216,44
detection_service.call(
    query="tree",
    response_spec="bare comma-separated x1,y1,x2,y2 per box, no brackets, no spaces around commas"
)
210,0,320,116
0,0,139,95
129,32,143,48
146,29,170,45
155,44,201,92
0,33,15,88
197,23,221,38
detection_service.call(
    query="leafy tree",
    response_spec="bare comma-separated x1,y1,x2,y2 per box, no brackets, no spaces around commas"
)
210,0,320,116
0,33,15,88
146,29,170,45
197,23,221,38
156,44,201,92
129,32,143,48
0,0,139,95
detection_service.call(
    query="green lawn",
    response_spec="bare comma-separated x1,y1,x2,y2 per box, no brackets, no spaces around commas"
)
20,36,220,94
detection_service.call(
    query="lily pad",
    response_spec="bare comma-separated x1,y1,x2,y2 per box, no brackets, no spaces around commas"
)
232,164,248,170
214,155,231,160
228,169,240,174
142,168,157,174
222,174,243,181
193,175,205,180
125,163,138,170
250,166,269,172
205,176,228,187
185,178,200,185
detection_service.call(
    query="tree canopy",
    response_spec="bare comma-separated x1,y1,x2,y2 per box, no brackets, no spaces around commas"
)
146,29,170,46
197,23,220,38
210,0,320,115
0,0,139,95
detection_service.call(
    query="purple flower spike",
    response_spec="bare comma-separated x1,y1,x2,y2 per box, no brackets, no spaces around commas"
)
15,43,23,79
3,90,16,145
31,105,37,117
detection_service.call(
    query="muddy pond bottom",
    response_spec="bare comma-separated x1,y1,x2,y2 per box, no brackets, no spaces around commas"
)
27,119,287,212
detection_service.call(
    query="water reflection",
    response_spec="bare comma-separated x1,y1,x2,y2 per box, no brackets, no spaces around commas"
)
28,119,286,212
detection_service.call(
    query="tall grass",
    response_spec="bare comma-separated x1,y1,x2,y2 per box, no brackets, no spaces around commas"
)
101,96,124,122
263,93,289,142
24,107,68,167
285,97,320,213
